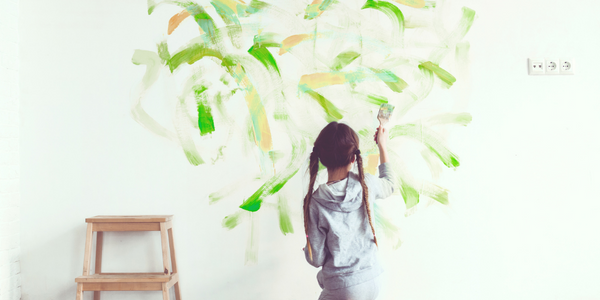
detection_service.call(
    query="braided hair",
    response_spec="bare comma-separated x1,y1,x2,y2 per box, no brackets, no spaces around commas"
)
304,122,377,261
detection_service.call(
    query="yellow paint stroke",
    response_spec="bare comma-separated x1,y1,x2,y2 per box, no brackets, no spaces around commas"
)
232,64,273,152
168,10,192,35
299,72,346,90
392,0,425,8
215,0,246,11
366,154,380,175
279,34,314,55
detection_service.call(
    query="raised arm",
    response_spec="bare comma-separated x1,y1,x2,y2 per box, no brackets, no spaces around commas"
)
369,126,396,199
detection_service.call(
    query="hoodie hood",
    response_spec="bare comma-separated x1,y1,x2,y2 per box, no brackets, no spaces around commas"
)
312,172,363,212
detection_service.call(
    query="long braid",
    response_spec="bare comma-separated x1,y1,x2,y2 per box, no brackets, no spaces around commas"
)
303,150,320,261
356,152,378,247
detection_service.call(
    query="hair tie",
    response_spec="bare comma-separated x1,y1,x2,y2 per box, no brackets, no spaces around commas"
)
355,149,361,155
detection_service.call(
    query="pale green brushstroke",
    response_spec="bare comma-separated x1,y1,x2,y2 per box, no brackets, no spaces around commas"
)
399,179,420,209
331,51,360,71
278,195,294,235
131,50,176,140
222,210,247,229
419,61,456,87
304,0,335,20
455,41,470,63
211,1,242,26
424,112,472,126
157,42,170,63
373,203,402,249
269,150,285,164
245,0,269,14
246,212,259,264
420,147,442,179
210,1,244,47
389,123,460,168
421,181,449,205
175,97,205,165
371,68,408,92
147,0,172,15
430,7,475,63
423,1,436,8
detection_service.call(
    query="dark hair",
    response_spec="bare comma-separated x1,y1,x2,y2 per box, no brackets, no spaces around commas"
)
304,122,377,261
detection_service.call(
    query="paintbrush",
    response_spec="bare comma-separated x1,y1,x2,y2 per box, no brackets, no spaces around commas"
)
375,103,395,143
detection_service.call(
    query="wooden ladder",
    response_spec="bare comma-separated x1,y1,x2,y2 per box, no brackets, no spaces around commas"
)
75,215,181,300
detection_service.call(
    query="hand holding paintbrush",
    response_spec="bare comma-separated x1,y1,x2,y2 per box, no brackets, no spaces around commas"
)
374,103,394,144
374,103,394,164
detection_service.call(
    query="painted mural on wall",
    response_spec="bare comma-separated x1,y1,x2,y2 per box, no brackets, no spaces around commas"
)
131,0,475,263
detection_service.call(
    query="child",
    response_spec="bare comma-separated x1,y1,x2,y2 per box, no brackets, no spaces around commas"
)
304,122,396,300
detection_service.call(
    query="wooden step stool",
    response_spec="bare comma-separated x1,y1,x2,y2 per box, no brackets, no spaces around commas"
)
75,215,181,300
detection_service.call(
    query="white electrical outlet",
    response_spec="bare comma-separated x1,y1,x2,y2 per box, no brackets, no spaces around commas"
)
559,58,575,75
545,58,560,75
528,59,545,75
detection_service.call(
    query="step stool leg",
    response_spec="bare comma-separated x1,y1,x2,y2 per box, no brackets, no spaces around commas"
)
83,223,94,275
76,283,83,300
167,228,181,299
94,231,104,300
160,222,171,274
162,283,170,300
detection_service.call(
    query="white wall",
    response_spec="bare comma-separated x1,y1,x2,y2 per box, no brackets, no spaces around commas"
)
0,0,21,298
18,0,600,300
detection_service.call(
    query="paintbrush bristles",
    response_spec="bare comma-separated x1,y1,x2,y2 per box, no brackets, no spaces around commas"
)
377,103,395,126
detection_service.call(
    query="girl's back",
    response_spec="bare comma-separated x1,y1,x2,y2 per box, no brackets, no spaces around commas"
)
303,122,395,300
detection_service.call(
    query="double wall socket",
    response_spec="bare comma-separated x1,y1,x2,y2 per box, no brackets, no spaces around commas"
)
528,58,574,75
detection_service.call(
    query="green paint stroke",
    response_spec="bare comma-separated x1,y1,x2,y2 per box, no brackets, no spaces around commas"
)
371,69,408,93
278,195,294,235
184,2,217,38
399,180,420,209
248,44,280,75
239,138,306,212
365,94,388,106
240,166,299,211
390,123,460,168
299,86,344,121
419,61,456,87
168,43,223,72
331,51,360,71
253,33,282,48
362,0,405,44
194,86,216,136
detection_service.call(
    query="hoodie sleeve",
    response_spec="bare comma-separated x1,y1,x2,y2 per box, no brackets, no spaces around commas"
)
366,162,396,200
304,204,328,268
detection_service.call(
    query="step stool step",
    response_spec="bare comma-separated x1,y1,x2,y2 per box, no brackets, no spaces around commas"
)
76,273,176,283
86,215,173,223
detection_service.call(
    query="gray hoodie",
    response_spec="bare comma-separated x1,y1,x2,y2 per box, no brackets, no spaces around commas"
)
304,163,396,290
